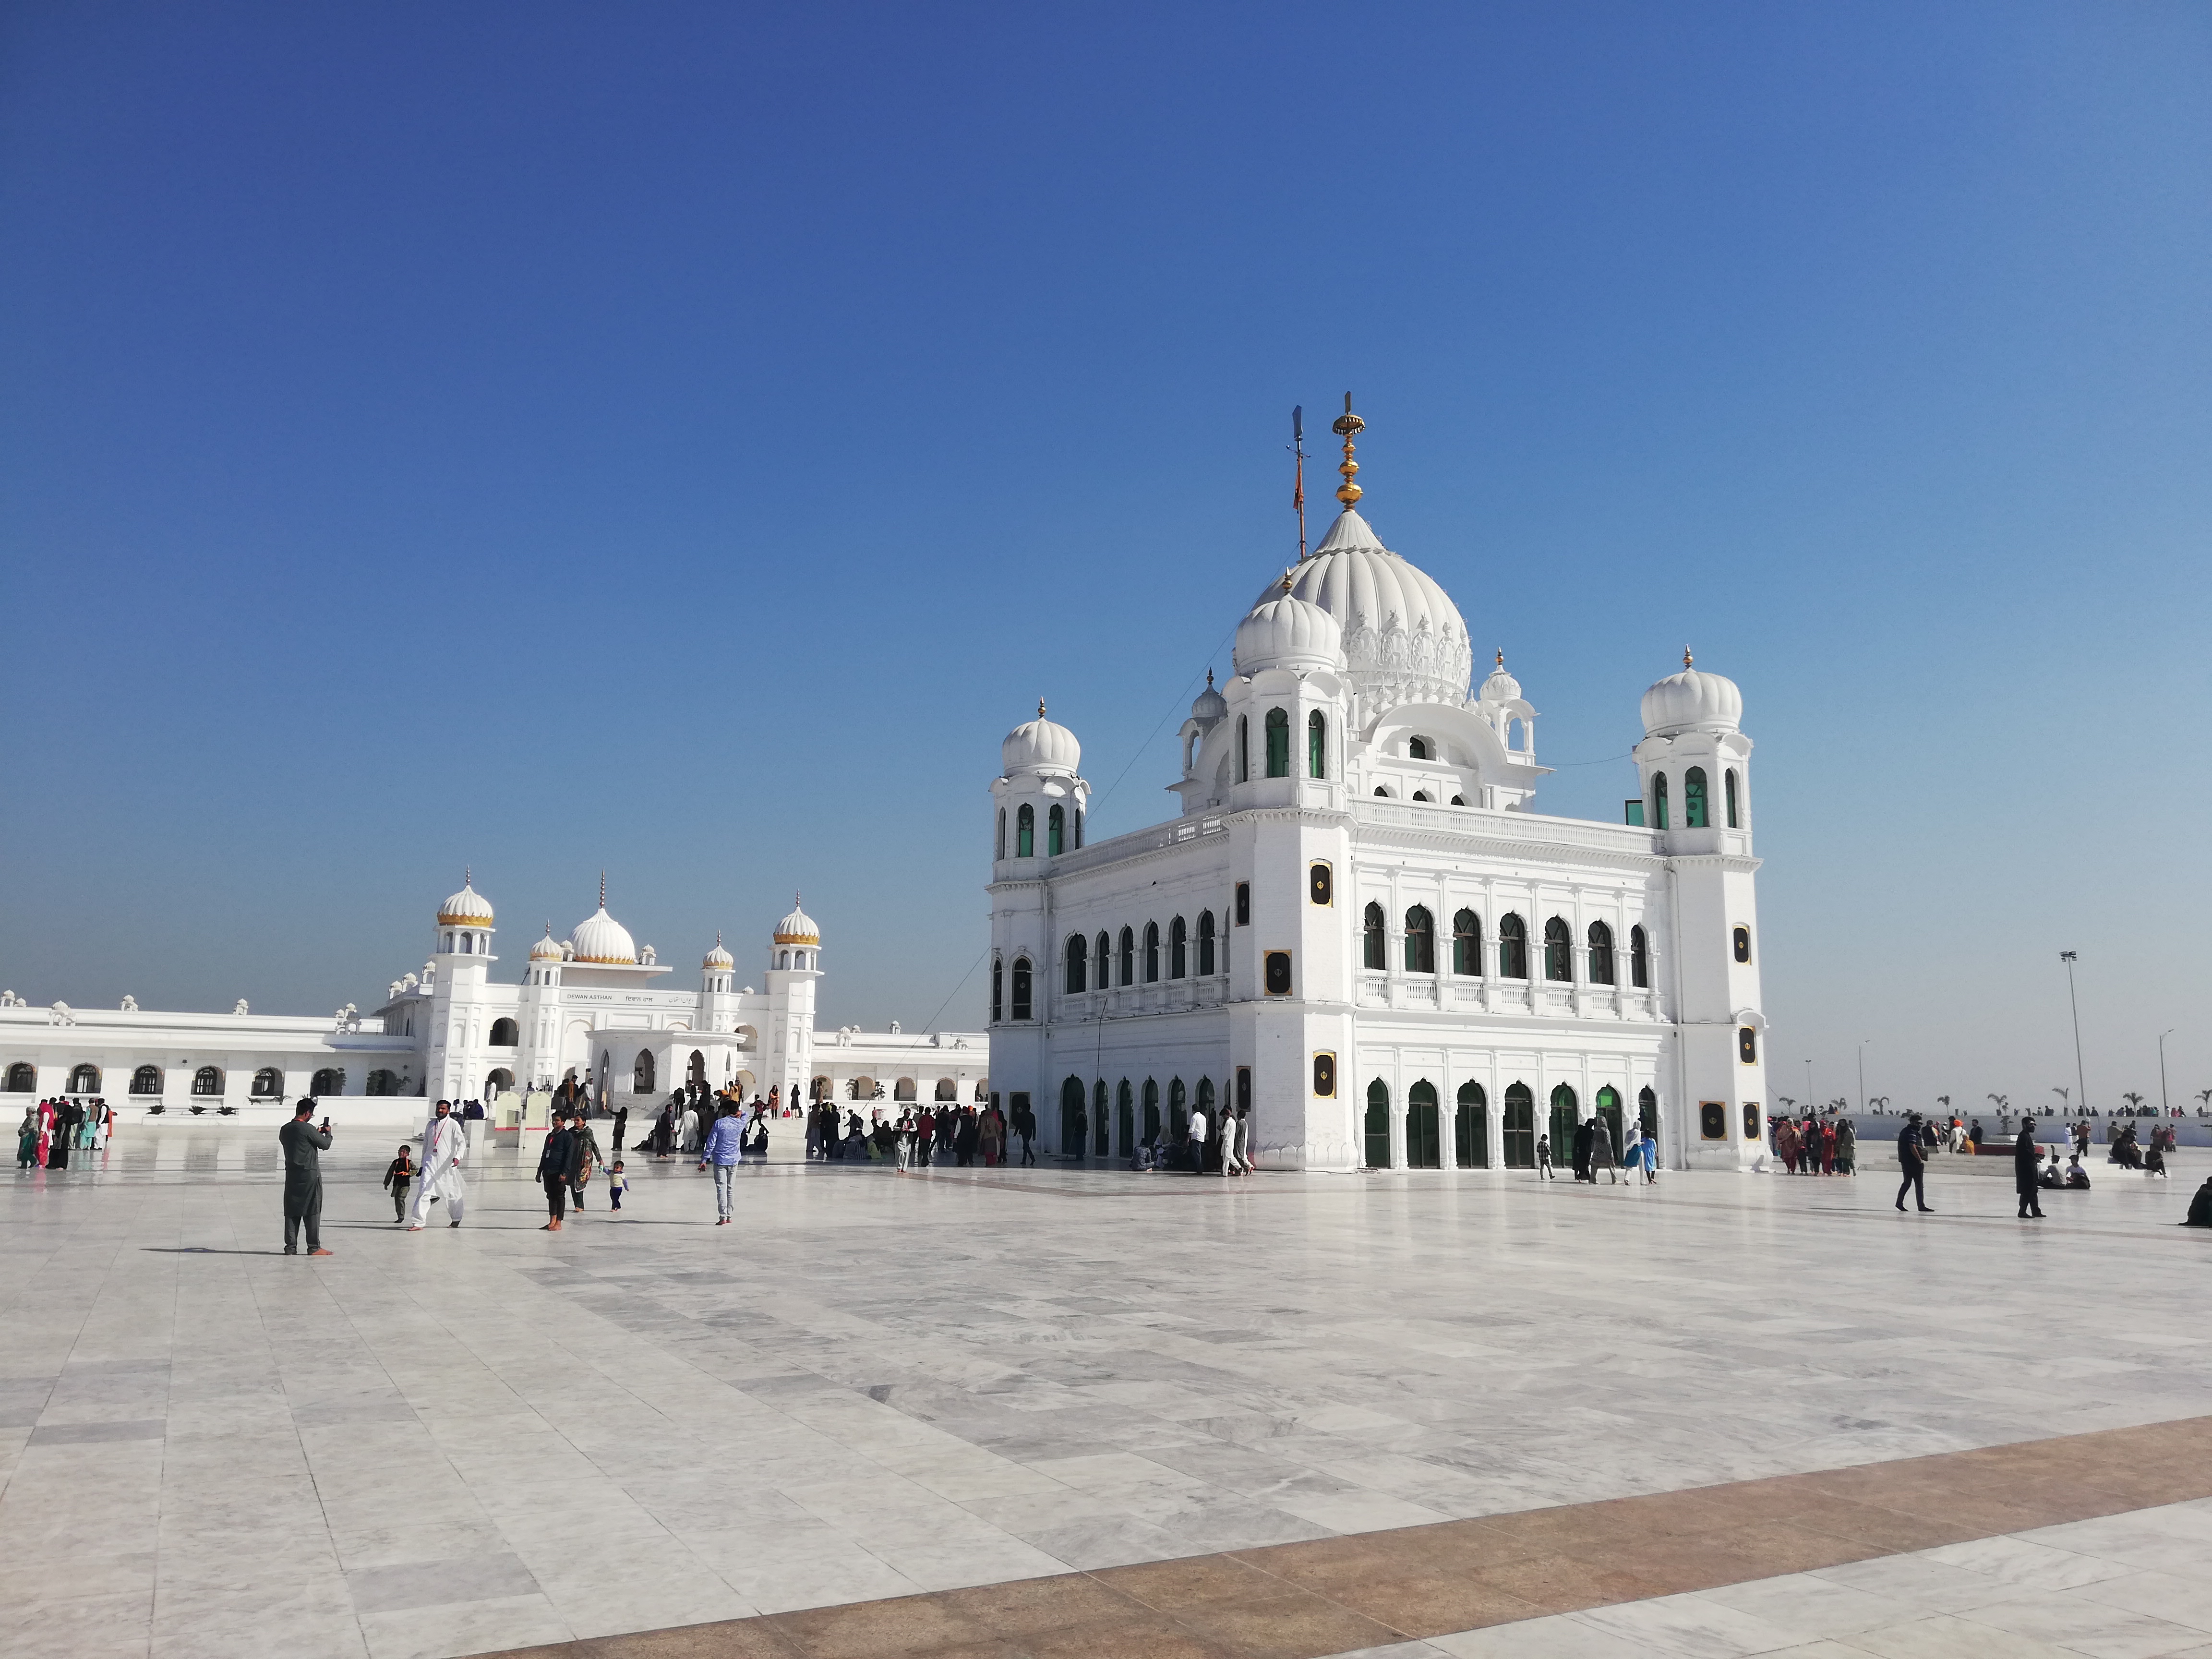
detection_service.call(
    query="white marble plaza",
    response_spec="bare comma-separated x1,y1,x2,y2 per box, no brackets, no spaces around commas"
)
3,1128,2208,1659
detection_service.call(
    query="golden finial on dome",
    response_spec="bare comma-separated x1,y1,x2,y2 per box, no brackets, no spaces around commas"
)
1495,648,1505,668
1683,646,1694,669
1331,392,1365,508
1037,699,1046,720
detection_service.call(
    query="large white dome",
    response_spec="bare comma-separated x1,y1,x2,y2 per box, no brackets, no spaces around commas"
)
569,902,638,965
1002,702,1081,775
1257,509,1474,711
1234,594,1343,676
436,873,494,927
1641,655,1743,737
773,897,819,945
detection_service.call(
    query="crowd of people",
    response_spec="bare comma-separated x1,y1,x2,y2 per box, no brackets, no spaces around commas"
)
1771,1112,1857,1175
13,1096,113,1169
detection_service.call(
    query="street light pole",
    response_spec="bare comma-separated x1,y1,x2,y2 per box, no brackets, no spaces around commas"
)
2060,952,2087,1113
2159,1029,2174,1117
1857,1041,1868,1114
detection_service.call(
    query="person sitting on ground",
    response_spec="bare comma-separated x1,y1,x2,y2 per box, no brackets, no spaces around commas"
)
2109,1124,2144,1169
2065,1154,2091,1190
2145,1134,2168,1179
2179,1176,2212,1226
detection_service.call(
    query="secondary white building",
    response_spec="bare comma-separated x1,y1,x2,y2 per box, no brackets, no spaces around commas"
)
986,414,1767,1171
1,882,987,1124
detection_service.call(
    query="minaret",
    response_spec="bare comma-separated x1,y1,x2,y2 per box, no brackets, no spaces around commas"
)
765,897,820,1105
429,870,497,1101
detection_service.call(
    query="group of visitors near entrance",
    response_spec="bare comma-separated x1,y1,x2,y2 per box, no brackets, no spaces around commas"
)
805,1098,1029,1168
1773,1112,1856,1175
1529,1115,1658,1184
13,1097,114,1168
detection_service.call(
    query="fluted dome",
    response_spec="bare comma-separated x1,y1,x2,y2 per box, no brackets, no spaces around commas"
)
1479,651,1522,704
529,928,564,962
1191,673,1227,723
569,904,638,965
702,935,735,970
1256,509,1474,711
1642,656,1743,737
437,875,494,927
773,897,819,945
1234,594,1344,676
1002,703,1081,775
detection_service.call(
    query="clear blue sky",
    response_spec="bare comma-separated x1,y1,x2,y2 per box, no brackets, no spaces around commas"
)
4,3,2207,1113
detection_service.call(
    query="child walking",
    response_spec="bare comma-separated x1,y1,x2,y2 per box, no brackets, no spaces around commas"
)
1536,1131,1556,1180
382,1143,415,1223
608,1159,627,1213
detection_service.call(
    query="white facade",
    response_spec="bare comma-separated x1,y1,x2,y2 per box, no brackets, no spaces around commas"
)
987,469,1768,1172
1,884,987,1122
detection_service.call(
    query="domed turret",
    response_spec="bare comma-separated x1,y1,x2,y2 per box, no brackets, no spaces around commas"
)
1001,701,1081,775
773,895,819,945
1641,650,1743,737
569,874,638,965
1190,670,1227,724
437,870,494,927
702,933,735,971
529,926,564,963
1479,649,1521,705
1234,594,1344,676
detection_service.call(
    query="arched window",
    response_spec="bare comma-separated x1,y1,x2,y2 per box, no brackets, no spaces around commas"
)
1408,736,1429,760
1543,917,1574,982
1630,925,1650,988
1549,1083,1579,1166
1411,792,1430,803
1074,808,1083,849
634,1051,656,1094
895,1077,917,1101
1143,922,1160,983
1096,931,1112,987
1364,1080,1390,1168
1362,902,1387,971
1595,1085,1622,1164
1373,786,1391,798
1455,1081,1488,1167
1010,957,1033,1020
191,1066,222,1097
1684,767,1708,828
1142,1077,1160,1143
1498,914,1528,978
490,1017,518,1046
1264,708,1290,777
1048,804,1065,855
1452,909,1482,975
1587,922,1615,986
1118,927,1135,986
129,1065,162,1096
250,1068,283,1098
1502,1082,1535,1167
1407,1079,1440,1167
1093,1079,1109,1156
1308,709,1326,778
1168,1076,1187,1132
68,1062,103,1094
1117,1079,1134,1157
1404,906,1435,974
365,1070,396,1096
1237,715,1249,782
1065,934,1088,994
1451,794,1466,806
1652,771,1670,830
1169,916,1187,979
1015,804,1035,857
991,956,1003,1022
1196,910,1216,975
1638,1085,1659,1141
315,1067,346,1096
5,1062,35,1092
933,1077,958,1102
1725,769,1740,828
996,808,1006,860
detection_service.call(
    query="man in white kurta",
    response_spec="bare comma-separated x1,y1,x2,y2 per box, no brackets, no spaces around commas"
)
407,1100,468,1229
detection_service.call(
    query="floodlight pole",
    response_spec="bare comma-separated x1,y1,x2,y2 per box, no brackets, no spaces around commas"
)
2060,952,2087,1113
2159,1028,2174,1117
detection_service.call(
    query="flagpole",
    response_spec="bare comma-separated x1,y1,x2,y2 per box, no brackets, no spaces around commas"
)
1290,405,1308,562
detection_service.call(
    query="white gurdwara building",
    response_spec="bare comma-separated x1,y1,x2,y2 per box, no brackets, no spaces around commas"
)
986,417,1767,1171
0,881,987,1121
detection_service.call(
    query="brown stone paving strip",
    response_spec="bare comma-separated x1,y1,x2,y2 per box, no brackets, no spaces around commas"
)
481,1414,2212,1659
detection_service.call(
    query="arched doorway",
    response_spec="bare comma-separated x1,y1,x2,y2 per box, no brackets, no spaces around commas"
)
634,1051,656,1095
1116,1080,1134,1158
1549,1083,1579,1170
485,1069,515,1097
1364,1080,1390,1168
1060,1076,1087,1155
1092,1080,1109,1156
1503,1082,1535,1167
1142,1079,1160,1145
1638,1085,1659,1142
1456,1082,1488,1168
1195,1078,1215,1169
688,1050,706,1088
1596,1085,1623,1164
1406,1080,1441,1168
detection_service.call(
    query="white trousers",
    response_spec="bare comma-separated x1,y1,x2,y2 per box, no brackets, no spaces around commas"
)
409,1166,465,1226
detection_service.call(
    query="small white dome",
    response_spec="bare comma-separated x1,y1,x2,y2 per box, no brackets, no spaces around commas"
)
1479,650,1522,704
1002,701,1081,775
1642,653,1743,737
703,935,735,970
1234,594,1344,676
1190,671,1227,723
437,873,494,927
773,895,819,945
529,928,563,962
569,889,638,965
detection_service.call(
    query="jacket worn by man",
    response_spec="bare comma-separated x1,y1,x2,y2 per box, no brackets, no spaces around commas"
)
537,1127,576,1184
1898,1125,1925,1166
2014,1127,2041,1193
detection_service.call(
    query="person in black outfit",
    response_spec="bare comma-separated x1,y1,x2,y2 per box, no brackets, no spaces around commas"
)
1571,1117,1594,1183
537,1110,577,1230
612,1104,628,1154
279,1100,334,1255
1896,1112,1932,1213
382,1143,415,1223
2015,1116,2044,1219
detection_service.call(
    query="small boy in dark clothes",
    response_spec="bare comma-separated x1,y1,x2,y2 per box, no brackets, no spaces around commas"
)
609,1160,627,1212
382,1144,415,1222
